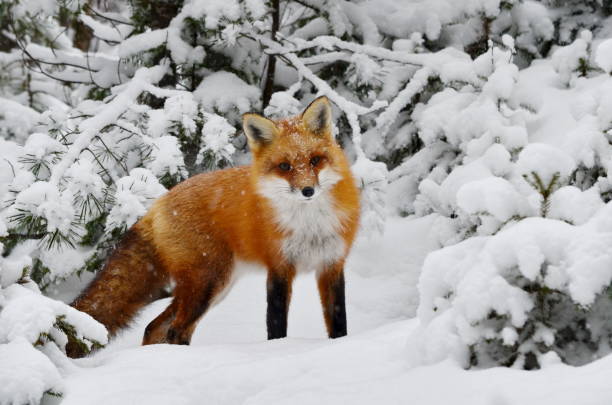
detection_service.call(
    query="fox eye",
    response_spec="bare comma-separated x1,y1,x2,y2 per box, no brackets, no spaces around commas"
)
310,156,322,166
278,162,291,171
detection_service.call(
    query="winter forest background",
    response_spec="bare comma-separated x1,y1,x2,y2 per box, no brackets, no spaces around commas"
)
3,0,612,404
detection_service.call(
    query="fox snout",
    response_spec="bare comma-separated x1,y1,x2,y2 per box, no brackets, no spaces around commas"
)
288,182,319,201
289,167,319,199
296,184,316,200
301,186,315,197
283,166,342,201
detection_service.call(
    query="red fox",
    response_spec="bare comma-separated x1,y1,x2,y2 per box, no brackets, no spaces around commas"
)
67,96,360,357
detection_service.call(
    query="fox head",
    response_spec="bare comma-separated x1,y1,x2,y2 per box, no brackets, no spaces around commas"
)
243,96,349,202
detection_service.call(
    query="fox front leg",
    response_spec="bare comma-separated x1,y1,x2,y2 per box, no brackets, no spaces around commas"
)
317,263,347,338
266,268,296,339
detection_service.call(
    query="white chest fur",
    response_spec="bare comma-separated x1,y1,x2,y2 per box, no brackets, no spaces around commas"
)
279,196,345,270
258,179,346,271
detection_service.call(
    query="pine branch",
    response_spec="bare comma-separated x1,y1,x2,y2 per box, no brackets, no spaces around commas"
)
49,65,170,185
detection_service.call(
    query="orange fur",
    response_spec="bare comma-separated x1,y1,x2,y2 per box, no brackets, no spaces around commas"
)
69,97,360,354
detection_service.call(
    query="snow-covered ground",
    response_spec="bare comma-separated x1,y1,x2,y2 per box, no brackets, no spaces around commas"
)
48,215,612,405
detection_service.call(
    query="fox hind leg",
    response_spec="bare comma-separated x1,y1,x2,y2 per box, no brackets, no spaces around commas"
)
143,245,234,346
166,251,234,345
142,300,177,345
165,281,216,345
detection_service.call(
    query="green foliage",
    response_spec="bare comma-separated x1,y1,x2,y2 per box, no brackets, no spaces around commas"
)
522,172,561,217
7,209,78,250
44,390,63,399
80,214,107,247
29,258,52,289
87,86,112,101
130,0,183,32
36,315,105,354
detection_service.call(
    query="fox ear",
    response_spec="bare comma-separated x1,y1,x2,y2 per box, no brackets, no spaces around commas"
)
302,96,332,136
243,113,278,150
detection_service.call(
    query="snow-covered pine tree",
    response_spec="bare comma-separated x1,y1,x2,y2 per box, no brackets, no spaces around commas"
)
400,4,612,370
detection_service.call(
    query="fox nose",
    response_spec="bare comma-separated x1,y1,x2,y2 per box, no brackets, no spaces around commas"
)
302,187,315,197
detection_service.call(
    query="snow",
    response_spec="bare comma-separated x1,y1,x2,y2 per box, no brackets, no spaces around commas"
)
548,186,603,225
511,1,554,56
352,157,389,236
38,247,95,285
342,2,381,46
64,159,105,221
7,215,601,404
595,38,612,74
423,159,493,216
118,29,168,58
79,14,125,43
411,209,612,368
8,181,74,235
391,39,612,369
106,168,167,231
0,98,41,142
376,67,432,137
0,338,63,405
516,143,576,186
0,254,32,289
0,284,107,347
24,43,122,87
457,176,531,223
263,83,302,118
57,319,612,405
198,113,236,166
194,71,261,114
145,136,187,180
482,64,518,102
23,133,66,162
551,30,591,86
49,65,170,185
360,0,504,41
163,94,199,132
348,53,381,87
482,144,512,176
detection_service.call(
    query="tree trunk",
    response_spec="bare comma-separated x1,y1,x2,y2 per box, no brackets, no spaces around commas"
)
262,0,280,110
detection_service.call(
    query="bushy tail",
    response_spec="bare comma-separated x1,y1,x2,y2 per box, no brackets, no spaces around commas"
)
67,225,168,357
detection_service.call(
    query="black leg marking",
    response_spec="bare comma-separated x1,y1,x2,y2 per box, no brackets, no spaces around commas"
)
166,327,177,342
328,273,347,338
267,274,290,340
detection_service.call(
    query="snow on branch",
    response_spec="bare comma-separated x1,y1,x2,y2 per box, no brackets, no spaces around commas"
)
273,34,460,71
376,67,434,137
118,29,169,59
281,51,386,158
84,4,133,26
299,51,352,65
24,43,124,87
79,14,125,43
262,34,470,156
261,36,387,157
50,65,170,185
